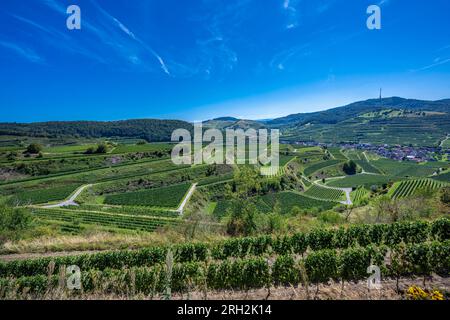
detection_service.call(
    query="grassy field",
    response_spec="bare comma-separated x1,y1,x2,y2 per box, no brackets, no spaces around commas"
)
43,144,97,154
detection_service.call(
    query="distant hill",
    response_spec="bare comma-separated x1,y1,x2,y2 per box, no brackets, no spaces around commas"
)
0,119,193,142
203,118,265,131
265,97,450,146
266,97,450,127
1,97,448,146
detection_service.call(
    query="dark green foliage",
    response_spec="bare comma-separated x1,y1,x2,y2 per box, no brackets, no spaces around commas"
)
338,247,371,282
305,250,338,284
307,229,335,251
272,255,300,286
0,119,193,142
343,160,357,175
291,232,308,255
25,143,42,154
430,217,450,241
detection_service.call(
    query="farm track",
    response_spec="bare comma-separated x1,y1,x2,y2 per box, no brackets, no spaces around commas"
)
176,183,197,214
306,178,352,205
42,184,92,208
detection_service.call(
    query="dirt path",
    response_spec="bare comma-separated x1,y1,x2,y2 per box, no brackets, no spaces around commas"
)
310,179,353,205
440,135,449,148
42,184,92,208
177,183,197,215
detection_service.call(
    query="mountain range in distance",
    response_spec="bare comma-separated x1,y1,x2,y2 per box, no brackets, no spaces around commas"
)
1,97,449,147
204,97,450,147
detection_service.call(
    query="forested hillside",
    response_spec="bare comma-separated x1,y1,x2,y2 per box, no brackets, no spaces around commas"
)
0,119,193,142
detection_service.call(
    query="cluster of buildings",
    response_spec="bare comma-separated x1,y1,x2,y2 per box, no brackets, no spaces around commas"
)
286,140,444,162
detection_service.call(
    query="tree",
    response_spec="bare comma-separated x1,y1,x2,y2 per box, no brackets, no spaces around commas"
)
25,143,42,154
343,160,357,175
95,143,108,154
0,206,33,243
226,201,257,236
441,187,450,205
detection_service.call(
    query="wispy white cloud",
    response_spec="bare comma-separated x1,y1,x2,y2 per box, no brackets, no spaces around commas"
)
282,0,300,30
39,0,172,75
270,43,311,71
0,40,43,63
411,57,450,72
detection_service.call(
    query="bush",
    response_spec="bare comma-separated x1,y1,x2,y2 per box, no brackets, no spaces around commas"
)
339,247,371,282
430,218,450,241
0,206,33,243
307,229,335,250
25,143,42,154
305,250,338,284
272,255,300,286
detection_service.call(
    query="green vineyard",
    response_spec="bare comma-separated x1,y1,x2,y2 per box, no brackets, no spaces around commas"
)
303,160,343,177
303,184,345,202
65,204,180,218
32,207,182,232
354,160,382,174
0,218,448,296
328,147,348,160
12,184,81,205
351,187,370,204
104,183,191,208
389,178,448,199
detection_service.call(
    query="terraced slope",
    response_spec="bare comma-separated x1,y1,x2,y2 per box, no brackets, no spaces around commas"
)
303,184,346,202
389,178,448,199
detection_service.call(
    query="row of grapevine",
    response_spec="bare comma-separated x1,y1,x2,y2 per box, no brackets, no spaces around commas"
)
303,184,345,202
104,183,191,208
32,208,182,232
2,218,448,278
65,204,180,218
303,160,343,177
351,187,370,204
327,147,348,161
389,178,448,199
12,184,81,205
1,241,448,296
354,160,382,174
259,166,285,177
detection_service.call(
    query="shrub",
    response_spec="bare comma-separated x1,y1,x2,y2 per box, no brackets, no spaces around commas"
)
25,143,42,154
272,255,300,286
307,229,335,250
305,249,338,284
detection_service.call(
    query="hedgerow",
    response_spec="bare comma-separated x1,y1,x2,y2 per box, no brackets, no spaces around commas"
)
0,218,448,279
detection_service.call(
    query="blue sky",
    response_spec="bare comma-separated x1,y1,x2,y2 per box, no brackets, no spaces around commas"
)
0,0,449,122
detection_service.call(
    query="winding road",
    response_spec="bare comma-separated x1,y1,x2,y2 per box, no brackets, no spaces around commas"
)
42,184,92,208
176,183,197,215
